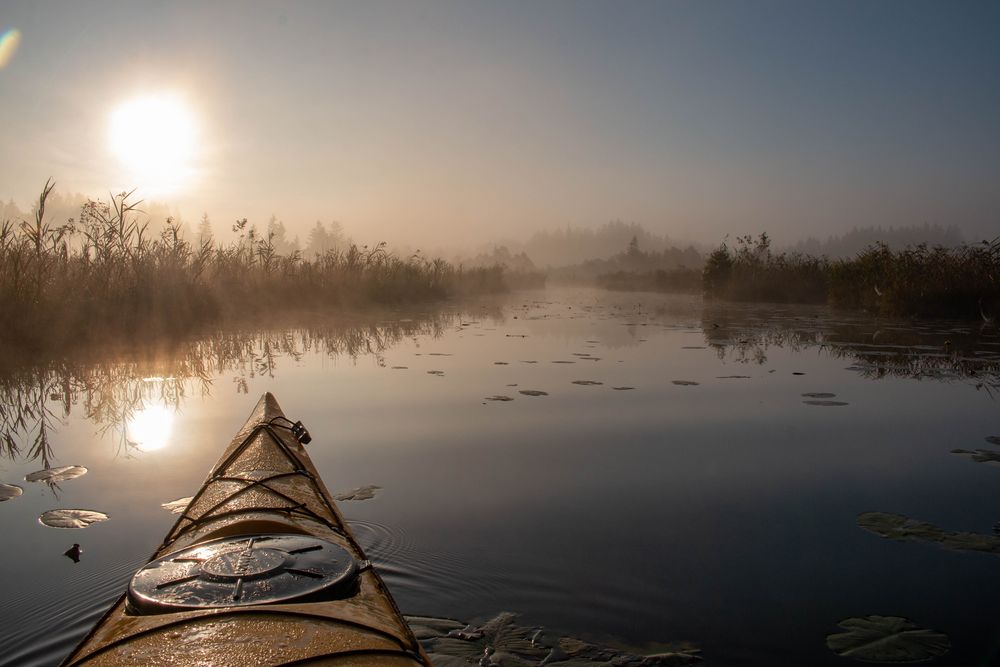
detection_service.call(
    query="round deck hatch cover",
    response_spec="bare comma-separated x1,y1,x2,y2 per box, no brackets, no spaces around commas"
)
128,534,358,613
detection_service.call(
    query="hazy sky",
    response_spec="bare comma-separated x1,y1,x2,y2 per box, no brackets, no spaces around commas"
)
1,1,998,247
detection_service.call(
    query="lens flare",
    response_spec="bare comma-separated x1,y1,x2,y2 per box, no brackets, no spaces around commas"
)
0,29,22,69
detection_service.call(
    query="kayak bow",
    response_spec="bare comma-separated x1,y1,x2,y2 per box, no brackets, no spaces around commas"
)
62,393,429,666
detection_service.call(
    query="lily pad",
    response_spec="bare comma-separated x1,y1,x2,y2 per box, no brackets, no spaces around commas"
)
551,361,575,364
572,380,603,386
826,615,949,663
803,400,849,406
951,448,1000,464
519,390,548,397
161,496,193,514
520,360,538,364
486,395,514,402
717,375,751,379
858,511,1000,554
39,509,109,529
24,466,88,484
333,485,382,501
427,370,445,376
416,612,702,666
391,366,408,370
801,392,836,399
494,362,509,365
0,483,23,502
672,380,699,386
612,386,635,391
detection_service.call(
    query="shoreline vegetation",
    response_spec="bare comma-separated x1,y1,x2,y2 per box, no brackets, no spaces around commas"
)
0,182,536,353
701,233,1000,319
2,180,996,361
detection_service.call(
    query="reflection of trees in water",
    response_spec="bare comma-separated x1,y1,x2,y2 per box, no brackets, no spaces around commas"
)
702,303,1000,393
0,309,471,464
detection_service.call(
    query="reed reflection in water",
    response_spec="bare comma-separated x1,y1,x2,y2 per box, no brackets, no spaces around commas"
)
1,289,999,666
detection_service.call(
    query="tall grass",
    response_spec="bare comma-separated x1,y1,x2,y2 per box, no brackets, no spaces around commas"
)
703,233,1000,319
702,234,829,303
0,183,509,351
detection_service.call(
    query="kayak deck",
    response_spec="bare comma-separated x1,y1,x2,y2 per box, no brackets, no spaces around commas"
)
62,393,429,666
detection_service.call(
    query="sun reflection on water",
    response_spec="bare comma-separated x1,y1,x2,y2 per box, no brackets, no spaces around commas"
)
126,404,175,452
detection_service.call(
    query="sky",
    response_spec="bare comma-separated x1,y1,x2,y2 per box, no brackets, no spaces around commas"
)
1,0,998,248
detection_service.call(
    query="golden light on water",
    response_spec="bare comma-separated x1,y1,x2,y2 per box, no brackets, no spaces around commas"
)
127,404,175,452
109,93,198,195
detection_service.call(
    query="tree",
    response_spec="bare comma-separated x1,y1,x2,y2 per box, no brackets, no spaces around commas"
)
196,213,213,246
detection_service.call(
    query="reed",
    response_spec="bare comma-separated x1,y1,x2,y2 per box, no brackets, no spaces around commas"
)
703,233,1000,319
0,183,511,352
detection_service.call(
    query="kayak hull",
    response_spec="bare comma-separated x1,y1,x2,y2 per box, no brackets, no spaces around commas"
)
62,393,428,666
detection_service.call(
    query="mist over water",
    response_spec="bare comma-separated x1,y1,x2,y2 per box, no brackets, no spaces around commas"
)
1,288,998,665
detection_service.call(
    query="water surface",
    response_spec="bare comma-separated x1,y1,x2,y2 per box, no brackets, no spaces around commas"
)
1,288,998,666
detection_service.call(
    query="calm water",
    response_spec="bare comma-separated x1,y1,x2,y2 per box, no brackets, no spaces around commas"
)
1,288,999,666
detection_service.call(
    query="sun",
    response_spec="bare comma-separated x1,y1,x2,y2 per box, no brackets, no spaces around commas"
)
110,93,198,194
126,404,175,452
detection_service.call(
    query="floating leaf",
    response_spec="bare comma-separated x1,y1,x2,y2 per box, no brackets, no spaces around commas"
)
612,386,635,391
803,400,849,406
951,448,1000,464
486,395,514,402
571,380,603,386
717,375,751,379
672,380,699,386
161,496,193,514
519,390,548,397
39,509,109,529
494,361,509,365
427,370,445,376
391,366,408,370
858,511,1000,554
551,360,575,364
24,465,88,483
826,615,949,663
417,613,701,666
333,485,381,501
801,392,836,399
0,483,23,502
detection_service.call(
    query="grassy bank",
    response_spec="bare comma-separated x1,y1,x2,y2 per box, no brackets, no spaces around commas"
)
0,183,511,351
703,233,1000,319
